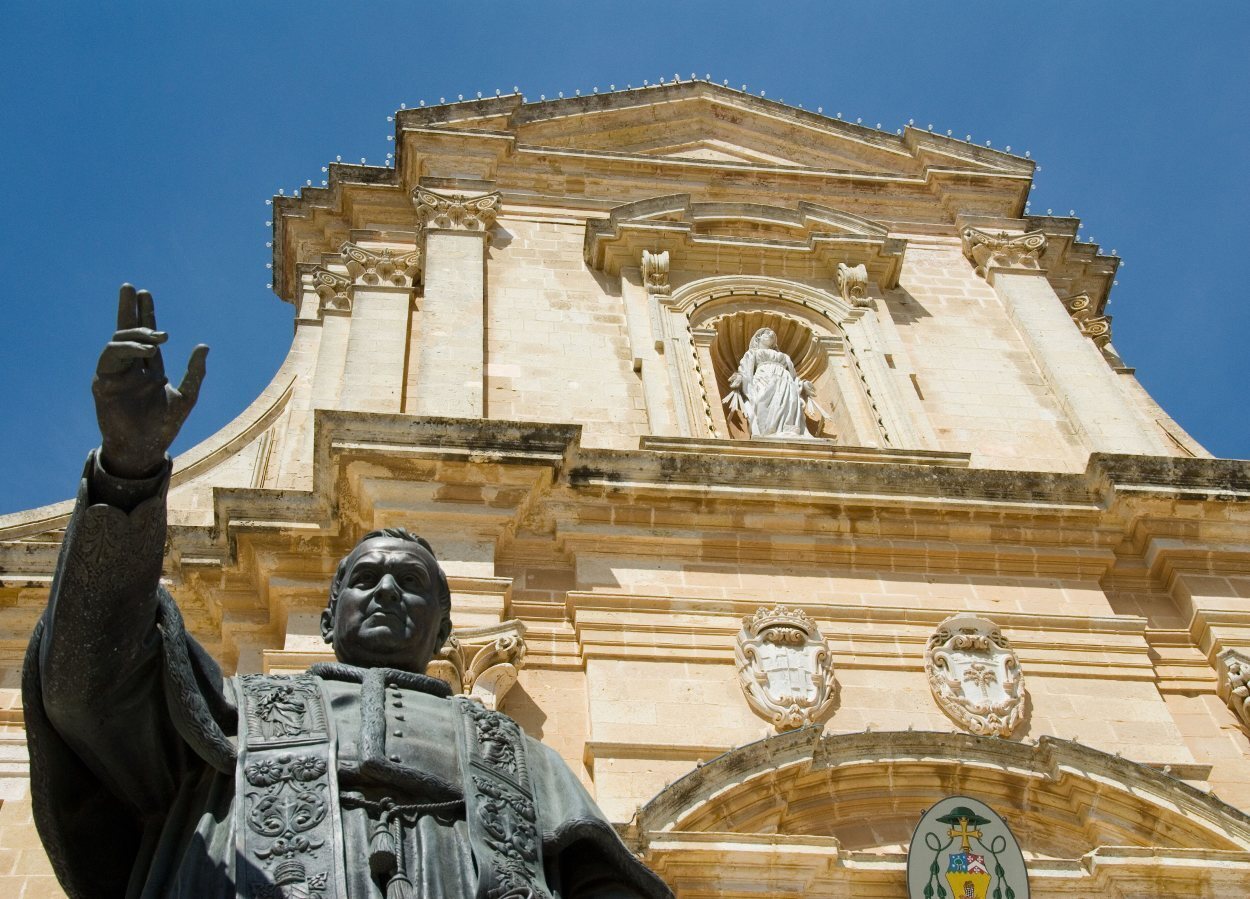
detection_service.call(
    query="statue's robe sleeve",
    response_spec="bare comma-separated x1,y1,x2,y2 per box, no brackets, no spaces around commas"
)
529,741,674,899
22,451,237,899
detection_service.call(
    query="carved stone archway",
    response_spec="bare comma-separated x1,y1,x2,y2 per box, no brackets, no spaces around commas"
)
635,729,1250,895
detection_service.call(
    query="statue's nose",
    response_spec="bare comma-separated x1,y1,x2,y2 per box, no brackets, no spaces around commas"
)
374,573,401,599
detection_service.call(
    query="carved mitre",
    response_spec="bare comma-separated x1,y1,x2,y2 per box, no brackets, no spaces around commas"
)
1217,648,1250,731
427,620,528,710
925,614,1025,737
734,605,837,731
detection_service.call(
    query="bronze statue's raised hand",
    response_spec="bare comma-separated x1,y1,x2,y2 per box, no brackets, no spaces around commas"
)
93,284,209,479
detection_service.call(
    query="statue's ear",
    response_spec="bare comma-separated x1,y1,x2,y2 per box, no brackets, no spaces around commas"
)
320,607,334,644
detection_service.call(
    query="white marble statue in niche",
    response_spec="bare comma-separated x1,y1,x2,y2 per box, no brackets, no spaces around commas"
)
723,327,824,438
925,614,1026,737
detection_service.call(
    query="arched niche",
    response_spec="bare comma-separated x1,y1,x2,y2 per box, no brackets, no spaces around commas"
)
703,309,835,440
660,275,916,447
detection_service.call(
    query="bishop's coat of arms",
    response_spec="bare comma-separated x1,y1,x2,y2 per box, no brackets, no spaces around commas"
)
734,605,837,731
925,615,1025,737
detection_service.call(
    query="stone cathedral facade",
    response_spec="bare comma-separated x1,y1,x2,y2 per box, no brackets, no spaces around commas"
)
3,80,1250,895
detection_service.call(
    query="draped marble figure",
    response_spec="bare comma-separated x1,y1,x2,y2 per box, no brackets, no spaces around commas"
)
23,285,672,899
723,327,822,439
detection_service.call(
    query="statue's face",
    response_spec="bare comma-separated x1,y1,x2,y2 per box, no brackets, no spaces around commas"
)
320,537,447,673
757,329,777,349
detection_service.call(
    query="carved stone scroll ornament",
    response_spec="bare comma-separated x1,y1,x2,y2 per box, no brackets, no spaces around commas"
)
339,242,421,288
1217,648,1250,731
1064,293,1113,348
310,267,352,313
641,249,671,295
427,620,528,710
961,228,1047,279
412,188,502,232
735,606,837,731
925,615,1026,737
835,262,870,307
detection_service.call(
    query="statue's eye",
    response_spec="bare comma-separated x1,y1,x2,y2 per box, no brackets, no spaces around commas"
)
351,570,378,588
400,573,425,591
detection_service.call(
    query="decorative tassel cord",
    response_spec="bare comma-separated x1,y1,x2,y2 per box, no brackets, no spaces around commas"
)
342,792,465,899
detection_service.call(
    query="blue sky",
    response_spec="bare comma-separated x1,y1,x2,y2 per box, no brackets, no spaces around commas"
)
2,3,1248,513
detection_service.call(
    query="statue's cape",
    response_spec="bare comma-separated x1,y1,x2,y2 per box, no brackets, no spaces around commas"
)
23,589,236,899
24,593,672,899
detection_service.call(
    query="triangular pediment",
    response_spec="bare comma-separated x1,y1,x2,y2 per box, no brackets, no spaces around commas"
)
403,80,1032,179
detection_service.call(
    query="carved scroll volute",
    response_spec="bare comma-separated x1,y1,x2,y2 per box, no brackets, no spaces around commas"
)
925,614,1026,737
836,262,870,307
1064,293,1113,348
428,620,528,710
735,606,837,731
961,228,1047,279
1217,648,1250,731
642,249,671,295
412,188,501,232
310,267,352,314
339,242,421,288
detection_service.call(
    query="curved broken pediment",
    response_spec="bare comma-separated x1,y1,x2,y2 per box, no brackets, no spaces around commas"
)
583,194,906,288
637,729,1250,859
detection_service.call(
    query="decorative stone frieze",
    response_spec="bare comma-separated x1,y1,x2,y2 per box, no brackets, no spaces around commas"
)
310,267,352,313
412,188,501,232
1064,293,1112,347
961,228,1047,279
734,605,837,731
339,242,421,288
835,262,870,307
427,620,527,710
1217,648,1250,731
641,249,670,295
925,614,1025,737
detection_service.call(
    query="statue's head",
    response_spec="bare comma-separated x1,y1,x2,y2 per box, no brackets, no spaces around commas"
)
320,527,453,674
749,327,778,350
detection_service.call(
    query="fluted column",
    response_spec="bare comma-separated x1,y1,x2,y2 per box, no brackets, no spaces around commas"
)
409,188,501,418
962,228,1167,456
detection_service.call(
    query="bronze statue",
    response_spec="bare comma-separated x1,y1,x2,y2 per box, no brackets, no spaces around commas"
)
23,285,671,899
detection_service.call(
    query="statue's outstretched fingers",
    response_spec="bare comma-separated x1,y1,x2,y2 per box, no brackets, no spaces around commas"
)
116,283,140,331
137,290,157,331
177,344,210,409
135,292,165,377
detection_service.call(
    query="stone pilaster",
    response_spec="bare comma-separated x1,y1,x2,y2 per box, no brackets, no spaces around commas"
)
337,242,420,413
961,227,1167,456
409,189,501,418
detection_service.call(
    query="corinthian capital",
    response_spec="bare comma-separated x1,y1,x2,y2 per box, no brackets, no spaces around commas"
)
310,267,352,313
413,188,501,232
339,242,421,288
961,228,1047,279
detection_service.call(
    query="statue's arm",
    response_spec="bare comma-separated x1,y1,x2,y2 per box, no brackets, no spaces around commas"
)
36,285,208,811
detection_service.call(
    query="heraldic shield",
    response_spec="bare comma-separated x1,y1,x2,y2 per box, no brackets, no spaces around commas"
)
925,615,1026,737
735,606,837,731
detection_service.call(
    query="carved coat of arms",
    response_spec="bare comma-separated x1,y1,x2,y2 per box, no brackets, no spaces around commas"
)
925,615,1025,737
735,606,837,731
